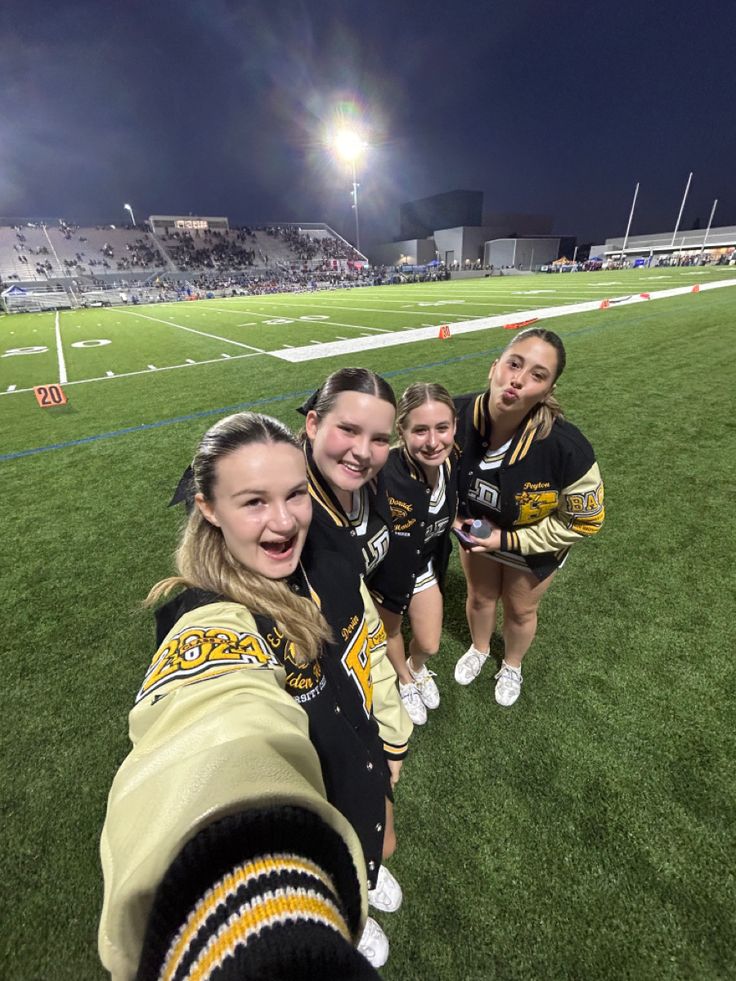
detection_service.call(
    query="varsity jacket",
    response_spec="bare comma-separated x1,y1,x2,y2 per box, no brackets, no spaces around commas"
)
370,446,459,614
304,440,393,583
98,607,367,980
455,391,605,580
151,549,411,889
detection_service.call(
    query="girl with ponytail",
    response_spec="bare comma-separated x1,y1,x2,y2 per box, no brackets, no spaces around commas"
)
453,327,605,707
146,409,408,969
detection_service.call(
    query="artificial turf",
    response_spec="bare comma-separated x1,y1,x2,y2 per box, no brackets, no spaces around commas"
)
2,269,734,979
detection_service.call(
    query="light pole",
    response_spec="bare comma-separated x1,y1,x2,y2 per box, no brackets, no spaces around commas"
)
331,130,367,254
124,203,136,227
671,173,693,248
622,181,639,260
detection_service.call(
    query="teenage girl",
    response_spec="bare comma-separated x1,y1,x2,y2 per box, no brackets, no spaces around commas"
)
370,383,459,726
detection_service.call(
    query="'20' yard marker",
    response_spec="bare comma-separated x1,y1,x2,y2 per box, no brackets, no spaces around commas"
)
33,384,68,407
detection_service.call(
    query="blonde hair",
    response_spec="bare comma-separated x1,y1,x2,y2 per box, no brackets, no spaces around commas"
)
501,327,566,440
396,382,455,435
147,412,331,663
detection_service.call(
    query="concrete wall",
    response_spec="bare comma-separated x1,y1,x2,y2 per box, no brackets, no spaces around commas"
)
485,237,560,270
435,226,490,265
433,227,464,265
367,238,435,266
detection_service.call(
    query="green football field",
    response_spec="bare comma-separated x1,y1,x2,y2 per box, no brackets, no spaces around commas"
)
2,267,735,980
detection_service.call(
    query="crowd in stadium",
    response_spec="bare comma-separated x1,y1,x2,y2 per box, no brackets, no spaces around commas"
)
162,230,258,271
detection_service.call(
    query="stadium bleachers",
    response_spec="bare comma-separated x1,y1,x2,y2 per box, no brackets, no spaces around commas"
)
0,221,369,303
0,223,169,285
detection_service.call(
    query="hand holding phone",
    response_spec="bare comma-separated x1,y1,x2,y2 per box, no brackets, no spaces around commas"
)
452,519,493,550
452,525,477,549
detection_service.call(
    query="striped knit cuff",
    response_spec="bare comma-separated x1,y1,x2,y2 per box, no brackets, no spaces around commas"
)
501,529,521,553
159,854,350,981
136,806,372,981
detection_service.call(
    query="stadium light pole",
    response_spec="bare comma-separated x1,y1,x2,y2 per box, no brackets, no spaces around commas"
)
331,129,367,254
621,182,639,260
124,203,136,227
670,172,692,247
699,198,718,257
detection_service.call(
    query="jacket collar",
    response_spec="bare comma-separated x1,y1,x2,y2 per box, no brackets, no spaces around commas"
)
304,440,350,527
472,391,542,466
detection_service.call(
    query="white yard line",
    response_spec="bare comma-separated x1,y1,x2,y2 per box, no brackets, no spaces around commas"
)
114,308,266,353
272,279,736,363
54,310,68,384
205,305,392,334
4,278,732,396
0,351,261,397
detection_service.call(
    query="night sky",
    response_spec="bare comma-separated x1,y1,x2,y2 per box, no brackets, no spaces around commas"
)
1,0,734,248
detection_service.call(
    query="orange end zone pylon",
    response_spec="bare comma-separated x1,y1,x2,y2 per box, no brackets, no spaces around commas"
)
691,284,700,293
438,324,451,339
639,293,651,299
34,384,68,407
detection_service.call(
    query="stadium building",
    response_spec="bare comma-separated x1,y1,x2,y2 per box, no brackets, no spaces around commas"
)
368,189,565,272
590,225,736,265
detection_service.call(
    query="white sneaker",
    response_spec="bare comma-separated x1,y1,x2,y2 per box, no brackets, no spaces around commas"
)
409,659,440,709
367,864,403,913
494,660,523,706
454,645,489,685
399,680,427,725
357,916,389,968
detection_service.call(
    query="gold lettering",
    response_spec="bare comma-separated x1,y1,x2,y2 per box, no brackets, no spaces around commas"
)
267,627,285,648
389,496,411,510
340,614,360,641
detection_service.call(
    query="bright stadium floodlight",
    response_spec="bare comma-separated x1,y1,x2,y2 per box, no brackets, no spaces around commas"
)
123,203,136,227
330,129,367,254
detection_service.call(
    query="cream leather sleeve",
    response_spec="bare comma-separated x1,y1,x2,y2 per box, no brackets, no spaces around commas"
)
361,581,413,759
503,462,605,555
99,603,367,980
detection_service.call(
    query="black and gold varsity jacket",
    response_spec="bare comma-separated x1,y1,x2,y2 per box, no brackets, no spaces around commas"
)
454,391,605,580
304,439,393,584
370,446,459,614
153,546,411,889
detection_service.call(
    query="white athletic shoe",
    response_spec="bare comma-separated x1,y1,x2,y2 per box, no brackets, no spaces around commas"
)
409,660,440,709
357,916,389,968
494,660,523,706
367,864,403,913
454,645,490,685
399,680,427,725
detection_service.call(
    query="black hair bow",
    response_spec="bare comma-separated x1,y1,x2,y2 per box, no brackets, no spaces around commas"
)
296,387,321,417
169,464,196,511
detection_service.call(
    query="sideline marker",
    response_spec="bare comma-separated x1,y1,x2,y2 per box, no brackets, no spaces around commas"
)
503,317,539,331
600,299,610,309
438,324,451,339
639,292,650,299
34,384,68,408
691,284,700,293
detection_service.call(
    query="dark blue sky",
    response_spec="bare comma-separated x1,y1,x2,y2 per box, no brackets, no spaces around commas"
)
1,0,734,247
